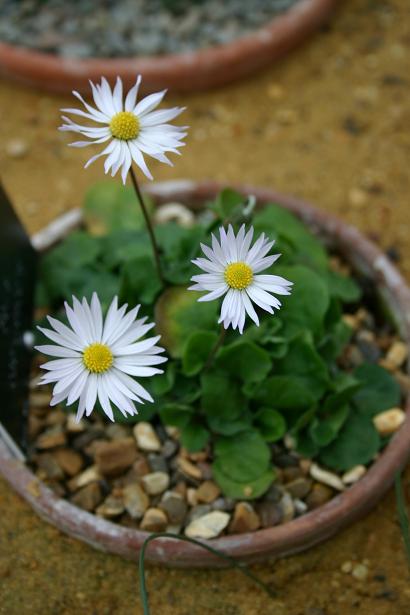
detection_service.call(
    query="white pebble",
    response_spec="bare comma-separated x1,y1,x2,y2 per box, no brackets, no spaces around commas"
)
310,463,345,491
185,511,230,539
154,203,195,228
342,465,367,485
134,422,161,451
373,408,405,436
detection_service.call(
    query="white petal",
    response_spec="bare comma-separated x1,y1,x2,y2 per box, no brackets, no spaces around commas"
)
125,76,142,111
35,345,81,358
134,90,167,117
140,107,185,128
112,76,123,113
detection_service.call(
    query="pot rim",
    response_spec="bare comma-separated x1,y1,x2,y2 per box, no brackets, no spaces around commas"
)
1,178,409,568
0,0,337,94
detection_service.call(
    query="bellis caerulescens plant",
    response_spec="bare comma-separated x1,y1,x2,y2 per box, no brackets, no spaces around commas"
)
35,79,402,502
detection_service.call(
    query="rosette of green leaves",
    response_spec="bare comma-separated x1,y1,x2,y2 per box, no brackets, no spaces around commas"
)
37,185,402,499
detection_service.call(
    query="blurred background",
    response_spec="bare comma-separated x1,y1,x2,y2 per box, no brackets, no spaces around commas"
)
1,0,410,613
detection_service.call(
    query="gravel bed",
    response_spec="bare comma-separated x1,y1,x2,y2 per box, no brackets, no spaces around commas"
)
27,300,409,539
0,0,301,58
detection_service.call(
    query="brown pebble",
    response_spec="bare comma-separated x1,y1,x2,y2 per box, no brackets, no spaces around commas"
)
177,457,202,480
159,491,187,524
36,425,67,450
140,508,168,532
70,482,102,512
196,481,221,504
67,465,101,492
96,495,125,518
52,448,84,476
285,477,312,499
36,453,64,481
123,483,149,520
255,501,283,528
305,483,333,509
229,502,260,533
95,438,137,477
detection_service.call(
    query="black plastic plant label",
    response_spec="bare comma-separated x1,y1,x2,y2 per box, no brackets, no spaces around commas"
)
0,182,37,454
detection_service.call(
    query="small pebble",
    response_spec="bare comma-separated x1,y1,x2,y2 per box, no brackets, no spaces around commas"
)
159,491,187,524
196,480,221,504
96,495,125,518
140,507,168,532
141,472,170,496
382,341,408,370
123,483,149,520
341,561,353,573
177,457,202,480
6,138,29,158
134,422,161,452
185,511,230,539
310,463,345,491
154,203,195,228
373,408,405,436
67,465,101,492
352,563,369,581
342,465,367,485
229,502,260,533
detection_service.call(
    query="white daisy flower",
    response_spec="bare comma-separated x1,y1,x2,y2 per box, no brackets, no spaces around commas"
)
59,75,187,184
35,293,167,422
189,224,293,334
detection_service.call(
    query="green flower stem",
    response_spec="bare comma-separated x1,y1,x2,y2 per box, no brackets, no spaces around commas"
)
129,166,164,285
395,471,410,568
204,325,226,371
138,532,276,615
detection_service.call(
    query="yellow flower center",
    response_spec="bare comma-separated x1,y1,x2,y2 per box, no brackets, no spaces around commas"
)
109,111,140,140
83,343,113,374
224,262,253,290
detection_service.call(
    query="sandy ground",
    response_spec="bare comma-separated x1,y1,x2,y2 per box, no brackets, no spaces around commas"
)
1,0,410,613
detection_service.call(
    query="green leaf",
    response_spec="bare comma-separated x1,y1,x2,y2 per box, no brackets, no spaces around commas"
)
83,181,148,234
156,223,205,285
353,363,401,417
326,270,362,303
253,204,328,271
318,319,352,363
73,270,121,309
319,412,380,471
40,231,103,302
213,462,274,500
182,331,218,377
275,265,330,339
254,375,317,409
309,405,350,447
100,230,151,270
159,403,193,428
323,373,361,413
255,408,286,442
274,333,330,402
295,431,319,458
155,287,218,358
119,255,162,305
180,421,210,452
212,188,245,220
214,430,271,482
207,414,253,436
216,341,272,384
201,371,244,420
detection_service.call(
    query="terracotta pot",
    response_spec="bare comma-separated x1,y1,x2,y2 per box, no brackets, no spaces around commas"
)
0,0,337,95
1,179,409,568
